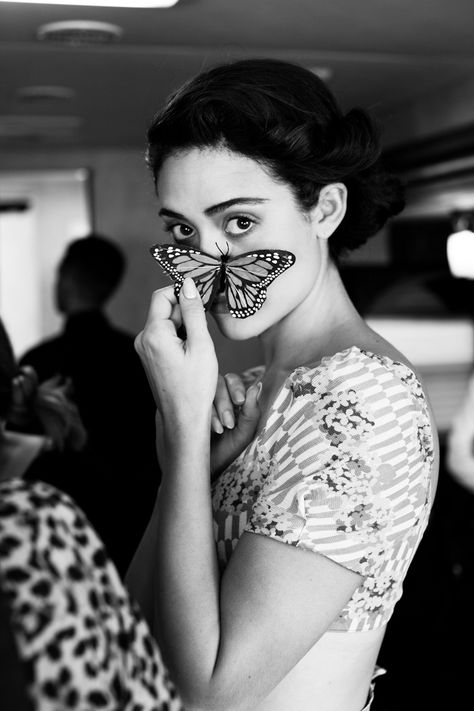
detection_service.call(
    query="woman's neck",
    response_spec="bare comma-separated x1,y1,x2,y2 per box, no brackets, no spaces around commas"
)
0,430,47,481
260,263,366,378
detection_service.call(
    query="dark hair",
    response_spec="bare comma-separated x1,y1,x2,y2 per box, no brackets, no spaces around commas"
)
60,234,126,305
146,58,404,260
0,318,17,421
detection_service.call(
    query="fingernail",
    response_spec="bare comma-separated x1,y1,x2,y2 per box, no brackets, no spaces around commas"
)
222,410,235,429
182,278,197,299
255,382,263,402
234,393,245,405
212,416,224,434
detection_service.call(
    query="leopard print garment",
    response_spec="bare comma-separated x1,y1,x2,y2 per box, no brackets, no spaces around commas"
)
0,478,182,711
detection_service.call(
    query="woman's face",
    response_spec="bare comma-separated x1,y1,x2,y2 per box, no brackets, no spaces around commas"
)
156,147,328,340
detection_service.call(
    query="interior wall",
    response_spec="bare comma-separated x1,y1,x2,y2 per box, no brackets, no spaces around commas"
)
0,169,91,356
0,148,262,373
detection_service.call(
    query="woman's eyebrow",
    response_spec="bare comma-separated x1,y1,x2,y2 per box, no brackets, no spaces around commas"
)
204,198,268,216
158,208,186,219
159,198,268,220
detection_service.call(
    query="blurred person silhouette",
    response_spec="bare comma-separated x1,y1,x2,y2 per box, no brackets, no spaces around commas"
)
20,235,158,577
0,317,182,711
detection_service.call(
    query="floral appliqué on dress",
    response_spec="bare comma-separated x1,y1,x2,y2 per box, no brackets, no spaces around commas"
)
212,347,435,632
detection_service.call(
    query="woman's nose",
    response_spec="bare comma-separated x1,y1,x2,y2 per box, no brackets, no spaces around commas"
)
199,233,229,257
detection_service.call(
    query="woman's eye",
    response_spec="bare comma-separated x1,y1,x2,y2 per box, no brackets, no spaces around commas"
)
166,223,195,241
225,216,254,236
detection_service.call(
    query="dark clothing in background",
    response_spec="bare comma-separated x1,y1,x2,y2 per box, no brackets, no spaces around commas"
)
20,310,158,576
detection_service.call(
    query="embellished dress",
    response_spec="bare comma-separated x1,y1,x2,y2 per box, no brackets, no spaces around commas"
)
213,346,436,632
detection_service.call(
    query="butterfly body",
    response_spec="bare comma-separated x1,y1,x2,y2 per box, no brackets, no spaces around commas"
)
150,243,296,319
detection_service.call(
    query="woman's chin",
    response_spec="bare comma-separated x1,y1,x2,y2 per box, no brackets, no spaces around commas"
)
210,310,262,340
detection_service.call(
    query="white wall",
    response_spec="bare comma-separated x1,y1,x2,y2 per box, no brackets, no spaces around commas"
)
0,169,90,356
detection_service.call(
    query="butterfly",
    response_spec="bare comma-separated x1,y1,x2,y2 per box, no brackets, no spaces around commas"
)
150,242,296,318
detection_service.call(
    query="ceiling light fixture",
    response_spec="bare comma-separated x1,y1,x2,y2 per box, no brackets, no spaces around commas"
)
37,20,123,45
0,1,179,7
16,86,76,102
447,213,474,280
0,114,81,139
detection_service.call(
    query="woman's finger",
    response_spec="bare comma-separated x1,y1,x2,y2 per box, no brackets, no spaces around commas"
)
214,375,235,429
211,404,224,434
178,278,209,347
169,302,182,330
147,285,177,322
224,373,246,406
146,286,187,343
136,287,183,359
234,382,262,438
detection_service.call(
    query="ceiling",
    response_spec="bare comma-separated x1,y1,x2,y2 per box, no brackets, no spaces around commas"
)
1,0,474,150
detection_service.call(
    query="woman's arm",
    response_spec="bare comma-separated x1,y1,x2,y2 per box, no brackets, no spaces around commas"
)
127,279,361,711
137,484,361,711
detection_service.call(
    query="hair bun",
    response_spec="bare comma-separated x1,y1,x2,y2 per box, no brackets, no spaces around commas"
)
339,109,382,172
314,109,381,181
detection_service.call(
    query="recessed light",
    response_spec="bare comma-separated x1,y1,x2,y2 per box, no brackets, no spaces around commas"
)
37,20,123,45
16,86,76,102
0,1,179,7
0,115,81,139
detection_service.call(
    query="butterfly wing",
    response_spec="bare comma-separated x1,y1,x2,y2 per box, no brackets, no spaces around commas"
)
225,250,296,318
150,243,222,309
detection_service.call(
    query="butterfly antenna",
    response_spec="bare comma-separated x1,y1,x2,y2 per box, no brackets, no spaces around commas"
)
216,241,230,256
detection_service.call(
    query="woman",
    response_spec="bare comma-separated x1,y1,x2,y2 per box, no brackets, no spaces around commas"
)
127,59,439,711
0,319,182,710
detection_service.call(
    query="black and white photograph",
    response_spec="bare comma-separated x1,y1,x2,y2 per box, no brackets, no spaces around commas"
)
1,2,474,709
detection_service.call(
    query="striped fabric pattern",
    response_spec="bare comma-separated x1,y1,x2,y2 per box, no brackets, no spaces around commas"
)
212,347,435,632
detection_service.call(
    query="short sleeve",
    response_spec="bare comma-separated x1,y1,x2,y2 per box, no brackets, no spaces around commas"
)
245,349,434,582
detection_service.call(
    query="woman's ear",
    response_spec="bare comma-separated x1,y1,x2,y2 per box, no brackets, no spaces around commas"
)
310,183,347,239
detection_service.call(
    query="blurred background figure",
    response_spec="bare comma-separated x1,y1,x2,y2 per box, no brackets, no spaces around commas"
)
20,235,158,577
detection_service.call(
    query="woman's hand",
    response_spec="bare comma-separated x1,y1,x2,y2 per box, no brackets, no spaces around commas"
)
135,278,218,445
8,367,87,452
35,376,87,452
210,373,262,479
